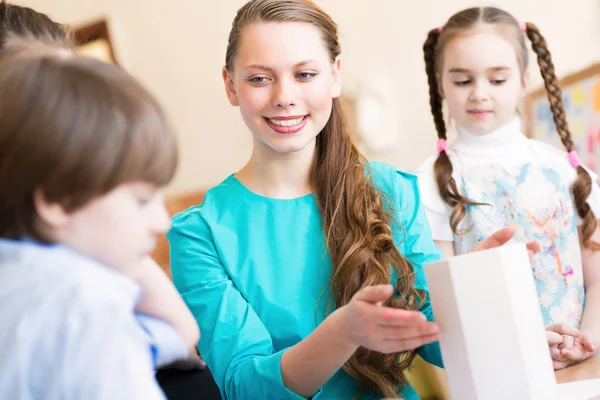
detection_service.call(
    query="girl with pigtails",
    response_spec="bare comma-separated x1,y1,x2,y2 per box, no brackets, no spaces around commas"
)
416,6,600,370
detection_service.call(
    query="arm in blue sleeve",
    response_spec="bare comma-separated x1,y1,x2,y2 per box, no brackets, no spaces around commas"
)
394,171,444,368
168,211,318,400
136,313,189,369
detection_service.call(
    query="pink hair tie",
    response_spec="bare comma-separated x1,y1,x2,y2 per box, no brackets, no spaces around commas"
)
437,139,448,154
519,21,527,32
437,25,445,33
568,150,582,168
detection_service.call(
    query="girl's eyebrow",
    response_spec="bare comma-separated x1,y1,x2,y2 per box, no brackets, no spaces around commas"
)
448,66,511,73
245,60,318,72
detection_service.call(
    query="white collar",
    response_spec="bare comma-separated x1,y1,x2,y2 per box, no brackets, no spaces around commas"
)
452,118,526,155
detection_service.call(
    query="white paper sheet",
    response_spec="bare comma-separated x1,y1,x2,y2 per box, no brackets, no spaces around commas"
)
425,243,557,399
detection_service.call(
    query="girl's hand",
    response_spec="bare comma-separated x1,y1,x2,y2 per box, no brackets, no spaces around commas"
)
331,284,439,354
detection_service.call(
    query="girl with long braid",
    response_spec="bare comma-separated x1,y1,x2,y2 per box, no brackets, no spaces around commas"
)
416,6,600,370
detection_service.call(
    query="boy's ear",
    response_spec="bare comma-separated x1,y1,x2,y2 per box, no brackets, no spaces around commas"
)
33,188,70,229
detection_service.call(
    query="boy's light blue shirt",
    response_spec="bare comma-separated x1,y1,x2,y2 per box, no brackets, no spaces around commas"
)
0,239,188,400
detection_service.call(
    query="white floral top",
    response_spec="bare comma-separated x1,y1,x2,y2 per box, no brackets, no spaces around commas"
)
415,118,600,328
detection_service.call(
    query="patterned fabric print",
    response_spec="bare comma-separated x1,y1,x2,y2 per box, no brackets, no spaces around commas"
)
456,163,585,328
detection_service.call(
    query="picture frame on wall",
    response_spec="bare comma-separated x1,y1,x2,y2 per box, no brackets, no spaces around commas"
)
72,19,118,65
524,63,600,173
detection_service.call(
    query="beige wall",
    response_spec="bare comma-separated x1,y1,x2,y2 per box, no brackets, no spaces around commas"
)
14,0,600,195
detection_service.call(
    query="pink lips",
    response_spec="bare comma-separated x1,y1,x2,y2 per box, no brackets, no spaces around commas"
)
264,115,308,134
468,110,492,118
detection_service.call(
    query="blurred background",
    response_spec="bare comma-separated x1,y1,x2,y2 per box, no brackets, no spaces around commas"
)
14,0,600,194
